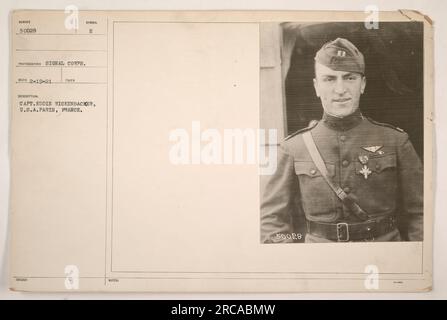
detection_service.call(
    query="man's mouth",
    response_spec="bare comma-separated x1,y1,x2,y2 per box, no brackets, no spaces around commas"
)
333,98,351,103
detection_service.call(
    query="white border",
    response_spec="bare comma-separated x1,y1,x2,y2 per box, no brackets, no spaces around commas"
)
1,0,446,299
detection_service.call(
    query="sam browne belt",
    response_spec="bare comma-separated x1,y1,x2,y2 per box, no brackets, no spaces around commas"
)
302,131,369,221
306,215,397,242
301,125,398,241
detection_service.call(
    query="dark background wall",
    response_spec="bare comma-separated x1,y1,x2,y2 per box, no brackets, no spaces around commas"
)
285,22,424,159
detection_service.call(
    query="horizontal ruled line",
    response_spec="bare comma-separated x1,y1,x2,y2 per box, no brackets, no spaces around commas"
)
16,65,107,68
16,49,107,52
16,33,106,36
12,275,426,281
16,82,107,85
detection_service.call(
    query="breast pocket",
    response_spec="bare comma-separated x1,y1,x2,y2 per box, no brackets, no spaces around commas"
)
294,161,337,220
354,153,398,214
354,153,397,178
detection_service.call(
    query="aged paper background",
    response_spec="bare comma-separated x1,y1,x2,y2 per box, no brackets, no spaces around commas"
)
1,4,441,297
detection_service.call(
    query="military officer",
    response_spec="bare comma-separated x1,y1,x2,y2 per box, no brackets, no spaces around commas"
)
261,38,423,243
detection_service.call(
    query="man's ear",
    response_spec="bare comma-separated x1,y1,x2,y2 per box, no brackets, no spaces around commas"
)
313,78,320,97
360,76,366,94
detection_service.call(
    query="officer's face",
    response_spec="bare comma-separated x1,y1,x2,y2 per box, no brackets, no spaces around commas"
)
313,63,366,118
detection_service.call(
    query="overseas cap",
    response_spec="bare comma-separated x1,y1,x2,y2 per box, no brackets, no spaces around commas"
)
315,38,365,74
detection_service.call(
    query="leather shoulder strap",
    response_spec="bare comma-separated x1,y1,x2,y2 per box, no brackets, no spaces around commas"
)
302,131,329,178
302,132,345,198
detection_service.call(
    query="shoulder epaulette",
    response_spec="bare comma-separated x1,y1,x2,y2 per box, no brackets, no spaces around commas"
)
285,120,319,141
366,117,405,133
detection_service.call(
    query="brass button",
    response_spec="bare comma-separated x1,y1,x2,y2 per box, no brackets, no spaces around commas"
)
310,169,316,175
342,160,349,167
340,135,346,142
343,187,351,194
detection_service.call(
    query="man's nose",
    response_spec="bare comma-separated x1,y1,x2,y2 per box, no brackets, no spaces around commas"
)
334,78,346,94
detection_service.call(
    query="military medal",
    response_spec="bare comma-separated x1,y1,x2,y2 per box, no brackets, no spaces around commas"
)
358,155,369,164
358,155,372,179
359,165,372,179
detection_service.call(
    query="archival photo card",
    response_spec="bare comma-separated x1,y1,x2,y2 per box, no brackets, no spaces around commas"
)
9,10,432,292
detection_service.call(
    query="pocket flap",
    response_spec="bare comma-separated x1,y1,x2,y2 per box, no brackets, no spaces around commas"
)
355,154,397,173
294,161,335,177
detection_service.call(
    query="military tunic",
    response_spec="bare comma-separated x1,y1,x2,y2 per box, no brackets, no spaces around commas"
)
260,111,423,243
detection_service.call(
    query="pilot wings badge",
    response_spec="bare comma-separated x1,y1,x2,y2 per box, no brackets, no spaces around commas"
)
362,145,383,154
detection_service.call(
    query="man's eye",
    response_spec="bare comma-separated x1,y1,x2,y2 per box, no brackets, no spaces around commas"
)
324,78,335,82
347,76,357,81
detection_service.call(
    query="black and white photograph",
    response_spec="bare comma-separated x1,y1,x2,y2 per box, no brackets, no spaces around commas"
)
260,22,424,243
